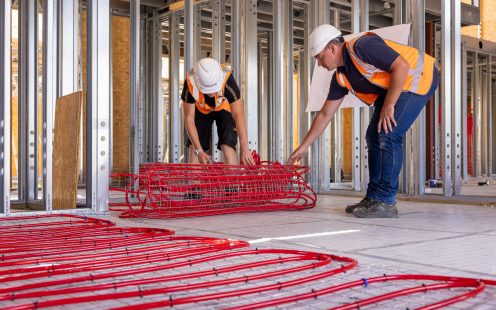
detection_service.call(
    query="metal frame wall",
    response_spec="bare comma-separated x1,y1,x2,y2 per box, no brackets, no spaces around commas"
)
43,0,58,212
0,1,11,213
238,0,258,154
402,0,426,196
273,0,292,163
298,4,311,169
18,0,39,203
211,0,226,162
451,0,462,194
440,0,462,196
351,0,361,192
130,0,141,175
308,0,330,192
168,13,181,163
86,0,111,212
146,12,164,163
359,0,370,193
329,9,342,184
58,0,80,96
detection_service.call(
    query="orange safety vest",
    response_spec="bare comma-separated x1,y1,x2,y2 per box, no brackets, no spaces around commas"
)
185,64,232,114
336,32,436,106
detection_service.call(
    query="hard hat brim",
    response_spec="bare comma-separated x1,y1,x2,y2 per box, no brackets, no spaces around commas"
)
196,79,223,94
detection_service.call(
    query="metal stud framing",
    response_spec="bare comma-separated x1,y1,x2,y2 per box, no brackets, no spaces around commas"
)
0,1,11,213
211,0,226,162
359,0,370,193
19,0,38,203
351,0,361,191
169,13,180,163
43,0,58,212
308,0,330,192
238,0,258,154
273,0,291,163
148,12,163,163
441,0,453,196
474,52,481,177
86,0,111,212
461,42,468,181
403,0,426,196
451,0,462,194
298,4,311,168
58,0,80,96
130,0,141,175
330,9,342,184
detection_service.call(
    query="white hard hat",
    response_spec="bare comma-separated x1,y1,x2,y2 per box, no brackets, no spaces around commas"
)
309,24,342,57
194,58,223,94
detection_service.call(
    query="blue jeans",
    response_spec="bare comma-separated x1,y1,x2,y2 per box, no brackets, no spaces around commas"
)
366,69,439,204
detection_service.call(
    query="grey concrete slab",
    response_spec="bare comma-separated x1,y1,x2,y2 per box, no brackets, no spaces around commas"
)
359,234,496,277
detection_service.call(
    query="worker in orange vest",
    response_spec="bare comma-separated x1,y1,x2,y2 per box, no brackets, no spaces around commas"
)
182,58,255,166
288,24,439,218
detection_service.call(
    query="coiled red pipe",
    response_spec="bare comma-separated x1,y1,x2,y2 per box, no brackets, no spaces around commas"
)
0,214,494,310
110,152,317,218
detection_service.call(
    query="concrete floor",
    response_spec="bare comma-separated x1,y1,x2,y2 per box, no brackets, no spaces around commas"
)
2,194,495,308
108,194,496,309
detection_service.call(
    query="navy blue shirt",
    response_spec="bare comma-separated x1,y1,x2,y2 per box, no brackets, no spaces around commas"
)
327,35,400,101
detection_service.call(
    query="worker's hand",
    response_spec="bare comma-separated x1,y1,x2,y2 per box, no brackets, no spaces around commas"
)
240,148,256,165
198,151,212,164
287,146,307,165
378,104,397,133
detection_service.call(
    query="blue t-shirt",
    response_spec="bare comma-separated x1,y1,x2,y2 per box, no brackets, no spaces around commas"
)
327,35,400,101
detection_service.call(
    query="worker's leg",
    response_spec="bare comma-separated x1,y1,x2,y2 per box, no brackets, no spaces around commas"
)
186,108,213,163
366,69,440,205
365,99,384,201
215,109,239,165
221,144,237,165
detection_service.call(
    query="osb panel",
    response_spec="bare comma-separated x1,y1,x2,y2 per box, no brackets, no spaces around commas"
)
52,92,83,210
112,15,131,173
11,97,18,179
482,0,496,42
81,11,87,184
342,108,353,179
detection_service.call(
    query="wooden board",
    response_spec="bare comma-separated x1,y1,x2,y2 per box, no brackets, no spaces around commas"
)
11,97,18,179
342,108,353,179
81,12,131,177
81,11,87,184
52,91,83,210
111,15,131,173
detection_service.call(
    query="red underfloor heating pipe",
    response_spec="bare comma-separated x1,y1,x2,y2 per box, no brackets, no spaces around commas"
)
0,214,494,309
109,152,317,218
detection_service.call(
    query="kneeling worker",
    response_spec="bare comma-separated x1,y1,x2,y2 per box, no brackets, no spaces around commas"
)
182,58,255,165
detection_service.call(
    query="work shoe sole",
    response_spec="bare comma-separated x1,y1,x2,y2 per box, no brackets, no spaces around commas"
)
353,203,399,218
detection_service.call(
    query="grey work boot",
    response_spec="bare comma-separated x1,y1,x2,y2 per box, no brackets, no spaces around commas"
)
353,201,399,218
345,197,374,214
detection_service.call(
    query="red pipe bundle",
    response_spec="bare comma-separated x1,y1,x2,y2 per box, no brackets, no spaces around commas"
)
110,157,316,218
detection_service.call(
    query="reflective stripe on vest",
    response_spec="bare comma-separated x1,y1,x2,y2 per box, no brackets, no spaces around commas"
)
341,32,435,104
185,64,232,114
335,72,378,106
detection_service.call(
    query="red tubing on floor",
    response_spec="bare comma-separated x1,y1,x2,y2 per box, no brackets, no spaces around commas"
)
0,214,494,310
110,152,317,218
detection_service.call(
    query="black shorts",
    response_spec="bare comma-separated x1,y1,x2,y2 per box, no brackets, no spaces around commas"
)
186,108,238,151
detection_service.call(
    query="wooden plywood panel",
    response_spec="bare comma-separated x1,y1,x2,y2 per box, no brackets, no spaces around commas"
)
112,15,131,173
342,108,353,179
81,12,131,179
482,0,496,42
52,92,83,210
11,97,18,179
81,11,87,184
